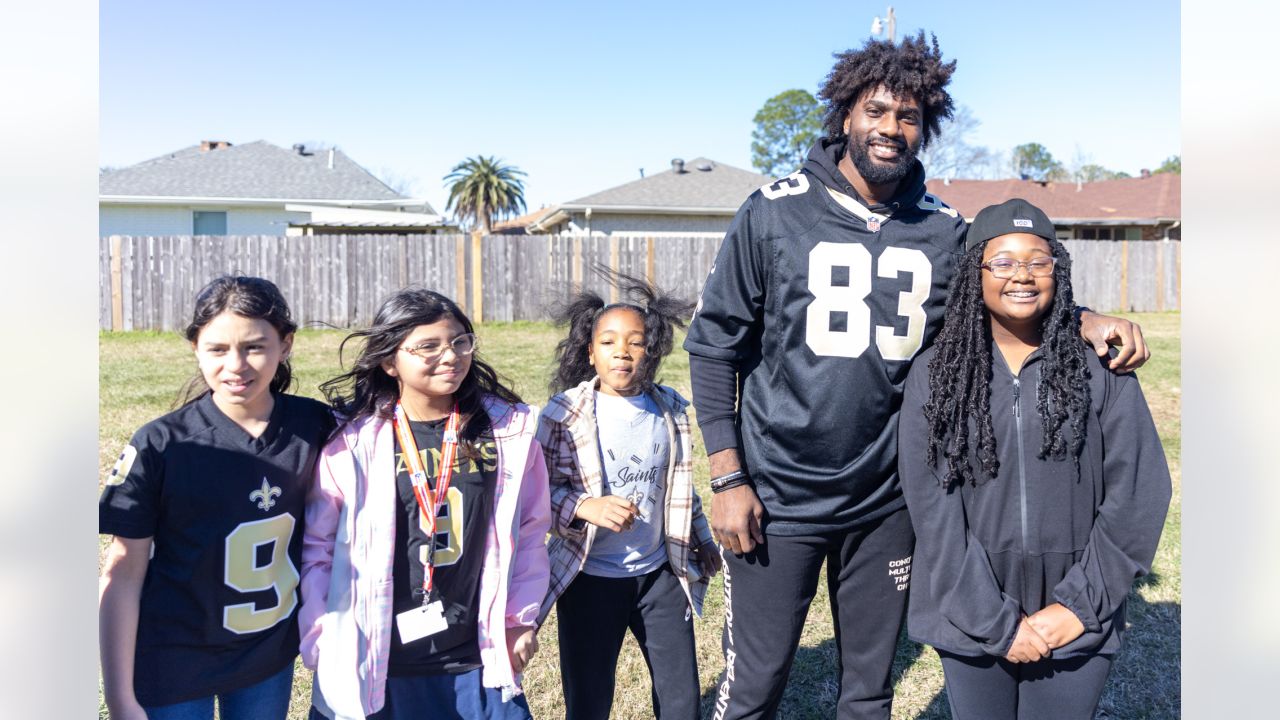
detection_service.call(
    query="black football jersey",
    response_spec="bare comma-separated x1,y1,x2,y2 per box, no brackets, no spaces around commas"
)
389,417,496,675
684,159,966,535
99,392,334,706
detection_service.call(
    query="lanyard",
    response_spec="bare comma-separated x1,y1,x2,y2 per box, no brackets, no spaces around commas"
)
392,401,460,601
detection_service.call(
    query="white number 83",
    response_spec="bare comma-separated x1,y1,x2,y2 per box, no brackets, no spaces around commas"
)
805,242,932,361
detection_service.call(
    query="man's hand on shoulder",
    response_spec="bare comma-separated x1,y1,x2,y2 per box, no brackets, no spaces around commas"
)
1078,310,1150,372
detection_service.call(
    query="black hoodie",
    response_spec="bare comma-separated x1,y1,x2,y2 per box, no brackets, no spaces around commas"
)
684,139,967,534
899,344,1171,658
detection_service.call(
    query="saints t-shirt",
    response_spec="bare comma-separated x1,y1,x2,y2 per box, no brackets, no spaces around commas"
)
98,392,334,707
582,391,669,577
389,414,496,675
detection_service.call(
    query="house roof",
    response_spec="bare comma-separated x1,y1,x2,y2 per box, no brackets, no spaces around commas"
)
561,157,771,212
100,140,434,211
492,205,560,233
926,174,1180,224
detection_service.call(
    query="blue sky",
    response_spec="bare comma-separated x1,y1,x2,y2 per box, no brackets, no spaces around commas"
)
100,0,1180,214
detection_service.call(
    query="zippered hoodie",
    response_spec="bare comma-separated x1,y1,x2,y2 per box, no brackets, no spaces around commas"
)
535,379,715,625
297,397,551,719
899,344,1171,659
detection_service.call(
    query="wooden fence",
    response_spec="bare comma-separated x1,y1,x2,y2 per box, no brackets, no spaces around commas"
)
99,234,1180,331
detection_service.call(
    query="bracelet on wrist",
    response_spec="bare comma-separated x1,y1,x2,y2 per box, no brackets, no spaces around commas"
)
710,470,751,493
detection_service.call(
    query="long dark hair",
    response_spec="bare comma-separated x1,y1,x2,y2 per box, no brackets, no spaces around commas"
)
176,275,297,407
549,267,695,394
923,238,1090,487
320,287,521,441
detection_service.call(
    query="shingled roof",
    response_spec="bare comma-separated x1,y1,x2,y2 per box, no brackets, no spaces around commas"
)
562,157,770,211
926,174,1180,224
100,140,428,209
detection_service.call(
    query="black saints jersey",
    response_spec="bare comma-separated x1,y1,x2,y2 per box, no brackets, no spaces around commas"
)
684,142,967,535
99,392,334,706
389,416,497,675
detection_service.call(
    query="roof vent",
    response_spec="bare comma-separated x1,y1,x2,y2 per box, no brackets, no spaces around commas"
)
696,161,714,171
293,143,314,156
671,158,686,173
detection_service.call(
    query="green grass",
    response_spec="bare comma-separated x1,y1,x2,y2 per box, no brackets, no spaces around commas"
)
98,312,1181,719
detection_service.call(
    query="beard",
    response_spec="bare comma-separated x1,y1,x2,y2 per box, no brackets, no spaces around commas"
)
847,135,918,186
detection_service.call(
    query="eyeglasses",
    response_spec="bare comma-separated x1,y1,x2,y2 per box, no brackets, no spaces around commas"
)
401,333,479,362
980,257,1057,279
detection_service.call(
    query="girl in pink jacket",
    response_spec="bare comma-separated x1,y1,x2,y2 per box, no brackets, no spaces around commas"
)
299,288,551,720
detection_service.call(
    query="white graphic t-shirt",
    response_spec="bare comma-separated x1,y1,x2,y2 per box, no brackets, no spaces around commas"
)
582,390,669,577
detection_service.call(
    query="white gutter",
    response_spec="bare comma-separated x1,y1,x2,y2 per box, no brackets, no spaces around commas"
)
100,195,430,208
555,203,739,215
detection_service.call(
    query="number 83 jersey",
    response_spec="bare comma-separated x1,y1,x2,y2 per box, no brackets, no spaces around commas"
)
99,392,334,707
684,165,966,534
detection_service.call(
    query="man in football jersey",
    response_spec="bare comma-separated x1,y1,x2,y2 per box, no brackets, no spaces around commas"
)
684,32,1149,720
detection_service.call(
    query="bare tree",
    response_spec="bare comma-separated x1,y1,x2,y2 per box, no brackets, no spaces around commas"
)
918,105,997,180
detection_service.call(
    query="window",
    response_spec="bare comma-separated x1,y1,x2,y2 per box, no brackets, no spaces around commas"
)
1124,227,1143,241
193,211,228,235
1079,227,1112,240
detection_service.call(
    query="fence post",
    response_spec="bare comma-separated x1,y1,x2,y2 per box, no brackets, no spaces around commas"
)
609,235,620,303
646,236,655,285
471,231,484,322
455,235,467,313
1156,243,1165,311
1120,241,1130,311
110,235,124,331
572,235,583,291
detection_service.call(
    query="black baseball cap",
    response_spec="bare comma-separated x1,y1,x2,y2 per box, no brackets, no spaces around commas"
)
965,198,1056,250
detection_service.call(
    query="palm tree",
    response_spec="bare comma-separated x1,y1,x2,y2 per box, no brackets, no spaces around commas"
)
443,155,527,234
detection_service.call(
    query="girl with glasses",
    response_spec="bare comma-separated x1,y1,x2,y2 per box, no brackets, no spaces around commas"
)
897,199,1171,719
99,276,335,720
302,288,550,720
536,269,720,720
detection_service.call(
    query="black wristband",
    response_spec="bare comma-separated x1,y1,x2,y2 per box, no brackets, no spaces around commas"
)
710,470,751,493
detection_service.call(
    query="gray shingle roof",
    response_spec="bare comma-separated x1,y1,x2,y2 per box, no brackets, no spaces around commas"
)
564,158,770,210
99,140,423,207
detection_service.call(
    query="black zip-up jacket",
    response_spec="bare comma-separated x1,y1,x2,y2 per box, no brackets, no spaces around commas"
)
684,138,967,534
899,343,1172,659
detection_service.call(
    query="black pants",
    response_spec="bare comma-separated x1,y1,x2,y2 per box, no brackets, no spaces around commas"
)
555,563,699,720
711,506,914,720
937,650,1113,720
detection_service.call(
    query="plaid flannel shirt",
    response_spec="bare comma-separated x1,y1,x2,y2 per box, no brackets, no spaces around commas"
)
536,378,715,625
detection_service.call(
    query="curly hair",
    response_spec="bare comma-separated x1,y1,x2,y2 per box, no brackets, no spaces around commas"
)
923,239,1090,488
320,287,521,445
817,30,956,149
549,266,695,394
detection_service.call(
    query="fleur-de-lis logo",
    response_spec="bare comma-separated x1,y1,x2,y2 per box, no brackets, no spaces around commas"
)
249,477,282,512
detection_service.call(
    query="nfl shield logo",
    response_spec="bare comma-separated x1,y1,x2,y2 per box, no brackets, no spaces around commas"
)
867,216,882,232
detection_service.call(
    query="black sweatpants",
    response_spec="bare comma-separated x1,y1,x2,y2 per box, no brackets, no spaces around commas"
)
555,563,699,720
937,650,1114,720
710,506,915,720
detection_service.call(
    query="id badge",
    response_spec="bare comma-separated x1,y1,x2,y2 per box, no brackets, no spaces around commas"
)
396,600,448,644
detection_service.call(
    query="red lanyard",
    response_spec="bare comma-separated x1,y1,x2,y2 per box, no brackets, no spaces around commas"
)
392,401,461,599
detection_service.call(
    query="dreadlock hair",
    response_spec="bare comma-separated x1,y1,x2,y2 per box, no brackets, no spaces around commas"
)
175,275,298,408
923,238,1090,488
817,30,956,149
320,287,521,447
549,266,696,395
